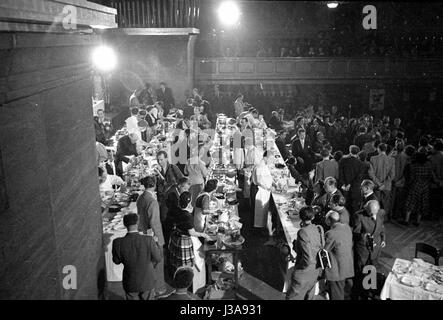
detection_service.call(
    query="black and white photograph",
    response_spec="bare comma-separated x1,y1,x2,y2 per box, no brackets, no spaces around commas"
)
0,0,442,304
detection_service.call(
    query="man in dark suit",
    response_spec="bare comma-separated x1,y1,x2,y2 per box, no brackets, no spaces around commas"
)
324,211,354,300
368,143,396,219
291,128,315,175
339,145,365,214
352,200,386,299
313,177,343,228
115,132,140,177
360,179,379,210
268,111,284,132
275,130,291,161
136,175,167,296
156,82,175,113
286,206,322,300
329,194,350,225
112,213,162,300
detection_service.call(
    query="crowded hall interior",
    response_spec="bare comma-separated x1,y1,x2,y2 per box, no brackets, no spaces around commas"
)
1,0,443,302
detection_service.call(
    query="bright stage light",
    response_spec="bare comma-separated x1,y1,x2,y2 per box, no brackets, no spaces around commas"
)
92,46,117,72
327,2,339,9
217,1,241,26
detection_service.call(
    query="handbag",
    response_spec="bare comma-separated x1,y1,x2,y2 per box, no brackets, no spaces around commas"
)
316,225,332,270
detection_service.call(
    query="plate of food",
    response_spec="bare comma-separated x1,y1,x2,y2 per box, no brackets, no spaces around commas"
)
393,262,410,275
400,275,422,287
222,233,245,248
424,282,443,294
113,224,126,231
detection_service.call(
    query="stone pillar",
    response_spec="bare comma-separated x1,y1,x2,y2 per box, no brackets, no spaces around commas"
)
0,0,117,300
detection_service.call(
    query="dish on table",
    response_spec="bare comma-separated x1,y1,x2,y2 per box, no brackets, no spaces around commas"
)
113,224,126,231
400,275,422,287
424,282,443,294
222,234,245,247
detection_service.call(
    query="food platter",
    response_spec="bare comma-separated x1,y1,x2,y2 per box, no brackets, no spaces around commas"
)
424,282,443,294
222,234,245,248
400,275,422,287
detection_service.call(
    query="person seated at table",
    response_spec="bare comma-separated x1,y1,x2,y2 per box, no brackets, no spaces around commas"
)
317,177,343,209
286,206,323,300
275,130,291,161
164,177,191,246
115,132,140,177
168,192,211,280
269,110,284,132
193,179,218,233
286,156,306,186
158,266,201,300
328,194,350,225
98,166,124,193
112,213,162,300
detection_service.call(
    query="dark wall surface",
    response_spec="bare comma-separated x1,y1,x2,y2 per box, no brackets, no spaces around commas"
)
0,32,104,299
105,34,194,107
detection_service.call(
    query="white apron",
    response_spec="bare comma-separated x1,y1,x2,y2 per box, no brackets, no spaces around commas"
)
254,186,271,228
253,162,273,228
191,236,206,293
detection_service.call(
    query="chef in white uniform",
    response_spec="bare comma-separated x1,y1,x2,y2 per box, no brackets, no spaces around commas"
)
252,151,274,236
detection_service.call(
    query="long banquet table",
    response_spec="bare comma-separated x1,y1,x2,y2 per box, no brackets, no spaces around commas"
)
101,117,306,293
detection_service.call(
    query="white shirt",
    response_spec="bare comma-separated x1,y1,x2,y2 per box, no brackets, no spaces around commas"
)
125,116,139,133
252,160,273,189
100,175,123,192
300,139,305,149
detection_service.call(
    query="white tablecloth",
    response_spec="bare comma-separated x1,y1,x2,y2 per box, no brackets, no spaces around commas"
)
380,258,443,300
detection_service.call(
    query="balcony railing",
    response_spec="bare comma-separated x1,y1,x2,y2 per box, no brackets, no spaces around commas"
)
106,0,200,28
194,57,443,84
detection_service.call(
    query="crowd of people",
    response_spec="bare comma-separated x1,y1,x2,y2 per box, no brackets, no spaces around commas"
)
197,32,443,58
268,104,443,300
94,82,442,300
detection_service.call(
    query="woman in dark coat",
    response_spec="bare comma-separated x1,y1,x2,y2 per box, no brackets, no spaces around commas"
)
403,148,437,226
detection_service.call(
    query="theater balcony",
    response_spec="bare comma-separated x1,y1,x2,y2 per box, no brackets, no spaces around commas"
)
194,57,443,86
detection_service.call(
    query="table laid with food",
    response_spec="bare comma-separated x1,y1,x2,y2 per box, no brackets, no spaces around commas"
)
198,118,246,294
380,258,443,300
101,127,174,281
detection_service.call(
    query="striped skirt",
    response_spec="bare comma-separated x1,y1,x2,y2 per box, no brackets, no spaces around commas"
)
168,229,195,270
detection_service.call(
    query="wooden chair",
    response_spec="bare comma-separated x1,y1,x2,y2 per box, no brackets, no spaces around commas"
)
415,243,440,266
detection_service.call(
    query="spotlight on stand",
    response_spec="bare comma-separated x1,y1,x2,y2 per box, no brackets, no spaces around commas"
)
92,45,117,72
217,1,241,26
327,2,339,9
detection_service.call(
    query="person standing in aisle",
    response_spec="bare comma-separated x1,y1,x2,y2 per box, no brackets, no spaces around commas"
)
112,213,162,300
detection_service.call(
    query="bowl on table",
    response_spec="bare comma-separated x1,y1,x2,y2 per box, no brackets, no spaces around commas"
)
108,204,122,213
